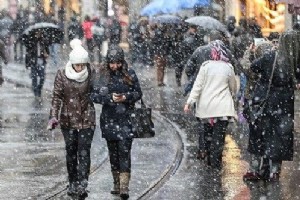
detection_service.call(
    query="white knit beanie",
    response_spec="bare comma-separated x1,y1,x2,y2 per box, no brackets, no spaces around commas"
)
69,39,89,64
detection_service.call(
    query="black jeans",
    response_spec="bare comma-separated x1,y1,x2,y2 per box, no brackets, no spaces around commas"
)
62,128,94,187
30,64,45,97
198,119,228,168
106,139,133,173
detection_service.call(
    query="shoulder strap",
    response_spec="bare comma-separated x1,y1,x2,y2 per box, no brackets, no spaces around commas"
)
265,52,278,98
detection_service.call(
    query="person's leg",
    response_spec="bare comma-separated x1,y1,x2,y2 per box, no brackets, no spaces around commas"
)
155,55,166,86
107,140,121,194
175,64,183,87
36,65,45,97
118,139,133,199
0,64,3,85
30,66,38,96
269,159,282,181
61,129,78,196
209,120,228,169
77,128,94,195
87,39,94,62
197,119,211,160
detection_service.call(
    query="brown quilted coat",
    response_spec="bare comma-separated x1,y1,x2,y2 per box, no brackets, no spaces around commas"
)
50,67,96,129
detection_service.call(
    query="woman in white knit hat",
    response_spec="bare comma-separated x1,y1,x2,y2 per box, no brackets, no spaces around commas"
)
47,39,95,199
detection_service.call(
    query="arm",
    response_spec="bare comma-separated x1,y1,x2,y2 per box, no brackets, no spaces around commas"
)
228,65,237,97
123,69,143,104
250,54,265,74
185,49,199,79
90,73,112,104
186,65,206,107
50,70,64,119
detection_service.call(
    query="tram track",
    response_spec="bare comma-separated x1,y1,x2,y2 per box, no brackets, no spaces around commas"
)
45,110,185,200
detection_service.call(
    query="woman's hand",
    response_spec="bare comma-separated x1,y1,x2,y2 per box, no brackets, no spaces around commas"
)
184,104,190,113
113,93,126,102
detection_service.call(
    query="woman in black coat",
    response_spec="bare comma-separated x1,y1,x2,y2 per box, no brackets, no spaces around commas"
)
91,45,142,199
243,30,300,181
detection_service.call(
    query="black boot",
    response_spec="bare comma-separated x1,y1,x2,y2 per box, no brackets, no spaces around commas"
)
67,182,78,196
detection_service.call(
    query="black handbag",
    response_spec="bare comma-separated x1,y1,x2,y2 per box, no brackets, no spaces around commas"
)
130,98,155,138
249,52,278,123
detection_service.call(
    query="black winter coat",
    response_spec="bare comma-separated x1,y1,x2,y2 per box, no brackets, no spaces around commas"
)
249,51,295,160
91,67,142,140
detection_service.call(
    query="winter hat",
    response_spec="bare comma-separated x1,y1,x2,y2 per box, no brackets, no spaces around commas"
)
106,45,124,63
69,39,89,64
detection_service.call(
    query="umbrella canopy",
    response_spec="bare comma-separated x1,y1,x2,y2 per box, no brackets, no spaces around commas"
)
185,16,228,33
180,0,210,9
141,0,210,16
150,14,182,24
21,22,64,45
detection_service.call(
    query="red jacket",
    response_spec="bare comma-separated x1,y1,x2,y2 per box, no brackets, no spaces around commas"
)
82,21,93,39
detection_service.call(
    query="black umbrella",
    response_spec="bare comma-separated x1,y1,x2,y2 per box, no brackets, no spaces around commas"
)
21,22,63,45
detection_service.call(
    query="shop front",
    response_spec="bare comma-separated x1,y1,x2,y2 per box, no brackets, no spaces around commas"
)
225,0,293,36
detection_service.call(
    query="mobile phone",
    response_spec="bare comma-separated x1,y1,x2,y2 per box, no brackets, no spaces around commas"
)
113,93,123,97
254,38,266,46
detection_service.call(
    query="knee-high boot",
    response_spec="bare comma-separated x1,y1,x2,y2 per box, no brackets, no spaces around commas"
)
120,172,130,199
111,171,120,194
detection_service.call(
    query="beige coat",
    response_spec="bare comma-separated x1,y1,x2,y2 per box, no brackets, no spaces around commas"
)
186,60,237,119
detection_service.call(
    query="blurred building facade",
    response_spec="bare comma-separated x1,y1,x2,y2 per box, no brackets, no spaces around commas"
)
225,0,294,35
0,0,298,34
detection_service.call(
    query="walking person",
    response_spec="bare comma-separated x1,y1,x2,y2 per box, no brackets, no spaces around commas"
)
82,15,94,62
47,39,95,199
91,45,142,199
91,17,105,63
0,38,8,85
243,30,300,181
152,24,172,86
184,41,237,169
25,31,49,97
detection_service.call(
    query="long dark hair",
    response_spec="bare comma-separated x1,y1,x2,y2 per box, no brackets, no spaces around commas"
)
107,61,133,85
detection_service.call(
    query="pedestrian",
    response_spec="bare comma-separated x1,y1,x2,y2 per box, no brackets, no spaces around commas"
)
0,38,8,85
152,24,172,86
91,17,105,63
91,45,142,199
25,31,49,97
82,15,94,62
108,17,122,45
67,16,84,42
47,38,96,198
184,40,237,169
243,30,300,181
11,13,25,62
184,30,236,96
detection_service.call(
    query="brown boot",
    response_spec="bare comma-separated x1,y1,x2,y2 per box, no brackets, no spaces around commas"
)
111,171,120,194
119,172,130,199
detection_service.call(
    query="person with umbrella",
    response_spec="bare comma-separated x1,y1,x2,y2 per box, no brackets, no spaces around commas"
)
22,22,63,98
25,30,50,98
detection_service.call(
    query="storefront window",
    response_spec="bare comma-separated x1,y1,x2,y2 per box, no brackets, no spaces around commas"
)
245,0,285,35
